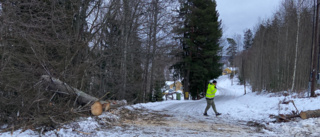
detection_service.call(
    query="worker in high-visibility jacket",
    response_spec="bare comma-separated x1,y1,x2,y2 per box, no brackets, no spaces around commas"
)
203,80,221,116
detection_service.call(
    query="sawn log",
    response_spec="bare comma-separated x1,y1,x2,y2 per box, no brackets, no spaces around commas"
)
300,109,320,119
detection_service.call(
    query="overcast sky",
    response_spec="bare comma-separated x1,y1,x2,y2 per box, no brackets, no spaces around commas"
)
216,0,282,38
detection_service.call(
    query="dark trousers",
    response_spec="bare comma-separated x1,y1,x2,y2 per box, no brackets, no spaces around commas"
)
204,98,218,114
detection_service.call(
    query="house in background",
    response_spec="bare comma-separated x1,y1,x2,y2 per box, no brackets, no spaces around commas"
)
219,56,231,75
222,67,232,75
165,81,183,92
222,67,237,75
163,81,184,100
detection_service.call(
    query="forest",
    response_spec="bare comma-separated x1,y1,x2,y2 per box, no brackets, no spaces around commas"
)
0,0,318,131
233,0,316,95
0,0,182,129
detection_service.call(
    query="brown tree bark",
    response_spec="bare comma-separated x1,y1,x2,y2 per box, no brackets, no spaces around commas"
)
300,109,320,119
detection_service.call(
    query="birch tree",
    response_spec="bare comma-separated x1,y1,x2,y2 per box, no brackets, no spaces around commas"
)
291,0,301,92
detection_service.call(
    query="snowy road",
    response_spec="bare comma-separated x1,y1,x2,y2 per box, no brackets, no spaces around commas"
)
132,76,320,137
131,76,269,136
142,76,247,122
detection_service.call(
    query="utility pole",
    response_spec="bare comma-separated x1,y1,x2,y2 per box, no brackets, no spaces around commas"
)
311,0,320,97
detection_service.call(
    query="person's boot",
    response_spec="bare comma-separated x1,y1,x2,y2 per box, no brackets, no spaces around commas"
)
203,113,208,116
216,113,221,116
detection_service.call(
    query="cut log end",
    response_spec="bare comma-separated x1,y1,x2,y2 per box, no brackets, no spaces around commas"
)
299,109,320,120
91,102,103,116
300,111,307,119
91,101,112,116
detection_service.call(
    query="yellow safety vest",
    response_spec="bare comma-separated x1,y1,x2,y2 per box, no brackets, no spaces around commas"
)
206,83,217,99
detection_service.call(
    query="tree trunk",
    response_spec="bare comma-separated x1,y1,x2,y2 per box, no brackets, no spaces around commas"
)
41,75,127,115
300,109,320,119
150,0,159,101
242,56,246,95
41,75,126,106
311,0,320,97
231,64,234,86
41,75,101,104
121,0,129,99
291,0,301,92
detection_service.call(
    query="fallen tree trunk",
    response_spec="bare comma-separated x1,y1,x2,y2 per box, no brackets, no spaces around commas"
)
41,75,103,104
41,75,127,115
300,109,320,119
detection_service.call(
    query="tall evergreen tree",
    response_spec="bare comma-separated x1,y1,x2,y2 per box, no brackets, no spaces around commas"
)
173,0,222,99
243,29,253,50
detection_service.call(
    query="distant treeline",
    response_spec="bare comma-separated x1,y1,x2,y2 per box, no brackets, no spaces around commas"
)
235,0,314,93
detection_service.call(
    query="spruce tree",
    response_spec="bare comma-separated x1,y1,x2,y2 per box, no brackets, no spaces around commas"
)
226,38,237,66
173,0,222,99
243,29,253,50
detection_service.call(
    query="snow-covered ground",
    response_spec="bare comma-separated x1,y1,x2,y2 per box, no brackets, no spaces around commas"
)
2,75,320,136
